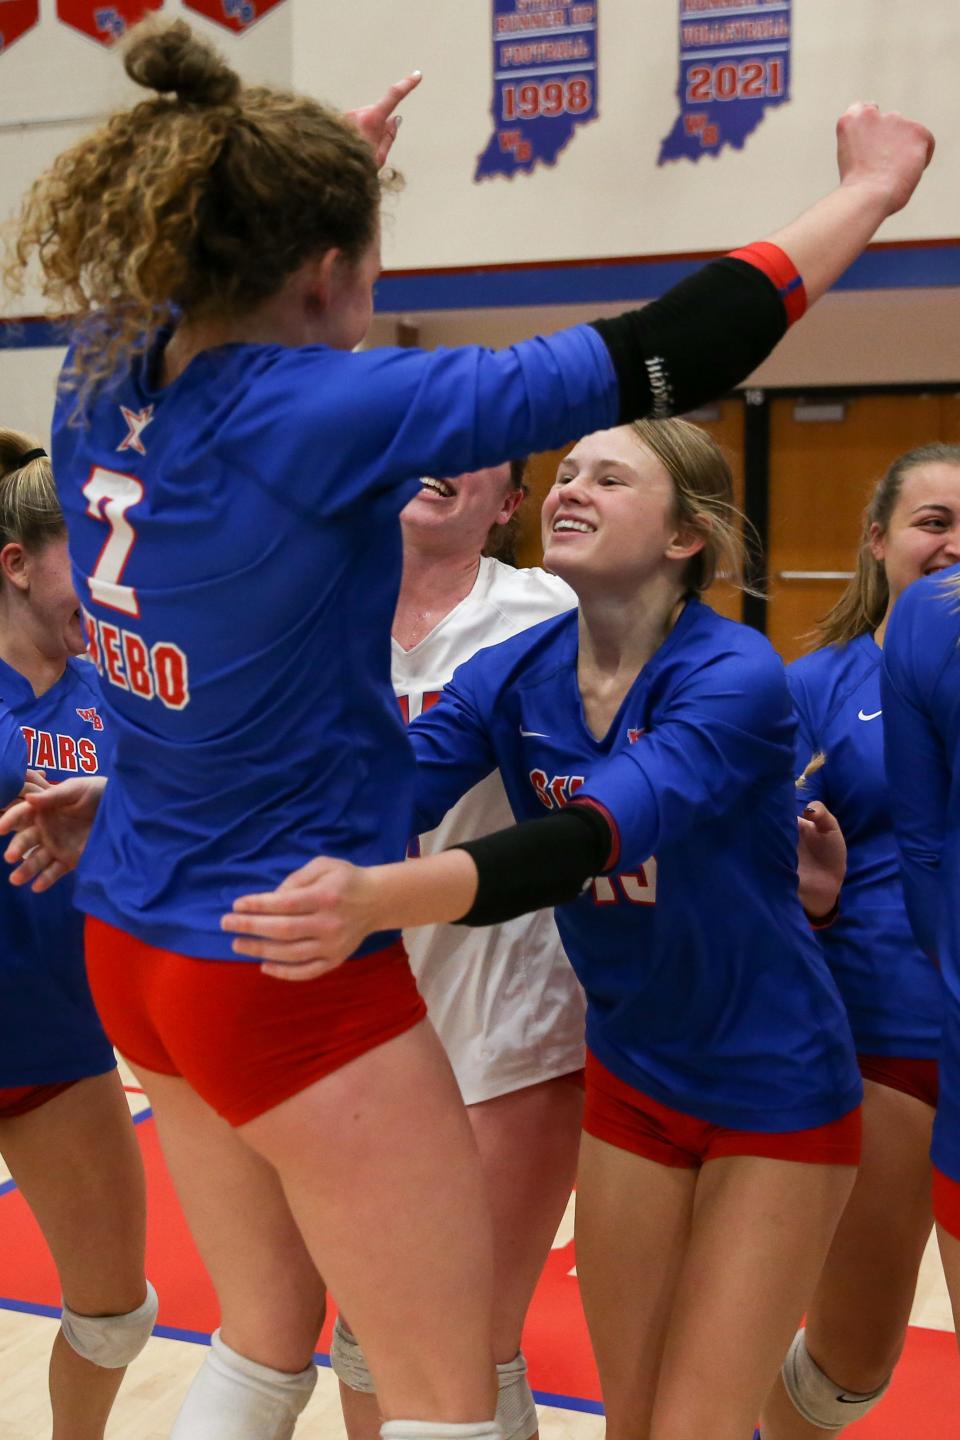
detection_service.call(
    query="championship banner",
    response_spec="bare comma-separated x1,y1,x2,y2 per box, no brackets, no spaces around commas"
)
56,0,163,45
0,1,39,54
183,0,288,33
659,0,791,164
475,0,598,181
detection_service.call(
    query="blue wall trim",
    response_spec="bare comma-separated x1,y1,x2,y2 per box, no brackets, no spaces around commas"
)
2,243,958,347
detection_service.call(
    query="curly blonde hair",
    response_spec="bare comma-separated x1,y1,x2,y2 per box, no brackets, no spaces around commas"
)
5,18,382,413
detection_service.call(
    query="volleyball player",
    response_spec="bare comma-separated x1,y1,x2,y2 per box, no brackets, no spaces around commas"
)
881,559,960,1343
758,446,960,1436
224,418,864,1440
0,433,153,1440
2,13,933,1440
335,464,582,1440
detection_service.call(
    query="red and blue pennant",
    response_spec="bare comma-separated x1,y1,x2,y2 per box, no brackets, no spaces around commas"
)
56,1,164,46
659,0,791,163
0,0,40,54
182,0,288,33
475,0,599,180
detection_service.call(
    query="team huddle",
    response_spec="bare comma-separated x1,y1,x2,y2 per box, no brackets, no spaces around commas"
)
0,14,955,1440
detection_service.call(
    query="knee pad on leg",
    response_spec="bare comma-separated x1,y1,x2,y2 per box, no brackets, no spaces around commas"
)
495,1352,538,1440
381,1425,502,1440
330,1314,376,1393
60,1278,158,1369
170,1328,317,1440
781,1329,890,1430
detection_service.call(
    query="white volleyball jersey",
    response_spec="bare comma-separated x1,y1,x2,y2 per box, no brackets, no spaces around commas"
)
392,556,586,1103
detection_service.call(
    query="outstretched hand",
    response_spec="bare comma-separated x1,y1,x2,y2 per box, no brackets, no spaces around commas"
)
347,71,422,169
222,855,380,981
837,103,934,217
797,800,846,921
0,776,106,892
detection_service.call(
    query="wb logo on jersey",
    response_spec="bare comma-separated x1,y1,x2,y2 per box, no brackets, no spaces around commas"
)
75,707,104,731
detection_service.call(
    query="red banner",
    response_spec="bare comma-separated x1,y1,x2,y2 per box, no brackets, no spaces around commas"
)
56,1,164,46
0,1,40,54
183,0,288,33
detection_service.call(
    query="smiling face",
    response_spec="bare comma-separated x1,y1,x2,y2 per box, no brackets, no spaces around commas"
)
401,463,523,557
870,461,960,605
541,426,702,593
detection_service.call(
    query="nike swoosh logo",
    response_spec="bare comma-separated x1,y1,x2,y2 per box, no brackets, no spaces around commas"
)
857,709,882,722
519,728,550,738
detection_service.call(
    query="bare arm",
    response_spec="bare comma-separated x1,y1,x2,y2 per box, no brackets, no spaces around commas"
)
222,848,479,981
765,103,934,304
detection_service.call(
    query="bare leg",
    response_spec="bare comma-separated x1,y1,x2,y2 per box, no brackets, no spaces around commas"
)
0,1070,147,1440
650,1155,856,1440
759,1080,934,1438
338,1073,583,1440
125,1063,327,1376
242,1019,496,1422
134,1019,496,1424
573,1132,697,1440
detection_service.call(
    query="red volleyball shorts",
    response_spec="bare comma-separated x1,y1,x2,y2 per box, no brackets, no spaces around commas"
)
857,1054,940,1110
583,1050,862,1168
0,1080,81,1120
85,916,427,1128
933,1167,960,1241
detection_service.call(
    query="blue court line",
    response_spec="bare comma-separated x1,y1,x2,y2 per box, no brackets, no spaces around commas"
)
0,1295,605,1413
0,1105,152,1201
2,242,958,346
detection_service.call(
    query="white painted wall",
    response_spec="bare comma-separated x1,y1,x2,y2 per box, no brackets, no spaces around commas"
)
296,0,960,270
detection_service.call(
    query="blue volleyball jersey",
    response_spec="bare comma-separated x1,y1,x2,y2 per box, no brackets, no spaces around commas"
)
410,600,861,1132
787,636,941,1057
0,697,26,805
0,657,115,1085
52,325,618,960
882,568,960,1181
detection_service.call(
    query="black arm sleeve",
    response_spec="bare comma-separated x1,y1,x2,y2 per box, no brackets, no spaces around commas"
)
589,256,786,422
451,802,614,927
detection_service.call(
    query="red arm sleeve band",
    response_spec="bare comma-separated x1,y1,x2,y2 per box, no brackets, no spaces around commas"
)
727,242,808,327
588,249,804,424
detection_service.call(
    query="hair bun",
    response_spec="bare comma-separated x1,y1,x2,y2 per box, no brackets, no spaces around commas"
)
123,18,240,107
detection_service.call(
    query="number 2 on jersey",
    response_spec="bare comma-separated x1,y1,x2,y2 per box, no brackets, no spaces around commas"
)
82,467,144,617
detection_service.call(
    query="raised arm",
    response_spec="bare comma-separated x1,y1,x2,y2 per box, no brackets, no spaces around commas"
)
590,105,933,427
765,103,934,306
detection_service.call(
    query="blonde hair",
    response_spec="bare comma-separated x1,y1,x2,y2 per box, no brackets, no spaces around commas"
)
0,429,63,554
630,418,758,596
814,443,960,649
5,18,383,413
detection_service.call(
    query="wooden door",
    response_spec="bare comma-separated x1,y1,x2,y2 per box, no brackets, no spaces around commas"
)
765,393,960,663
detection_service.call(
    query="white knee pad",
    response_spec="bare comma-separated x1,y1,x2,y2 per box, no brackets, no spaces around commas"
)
330,1314,376,1393
170,1328,317,1440
60,1279,158,1369
782,1329,890,1430
495,1352,538,1440
382,1425,502,1440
